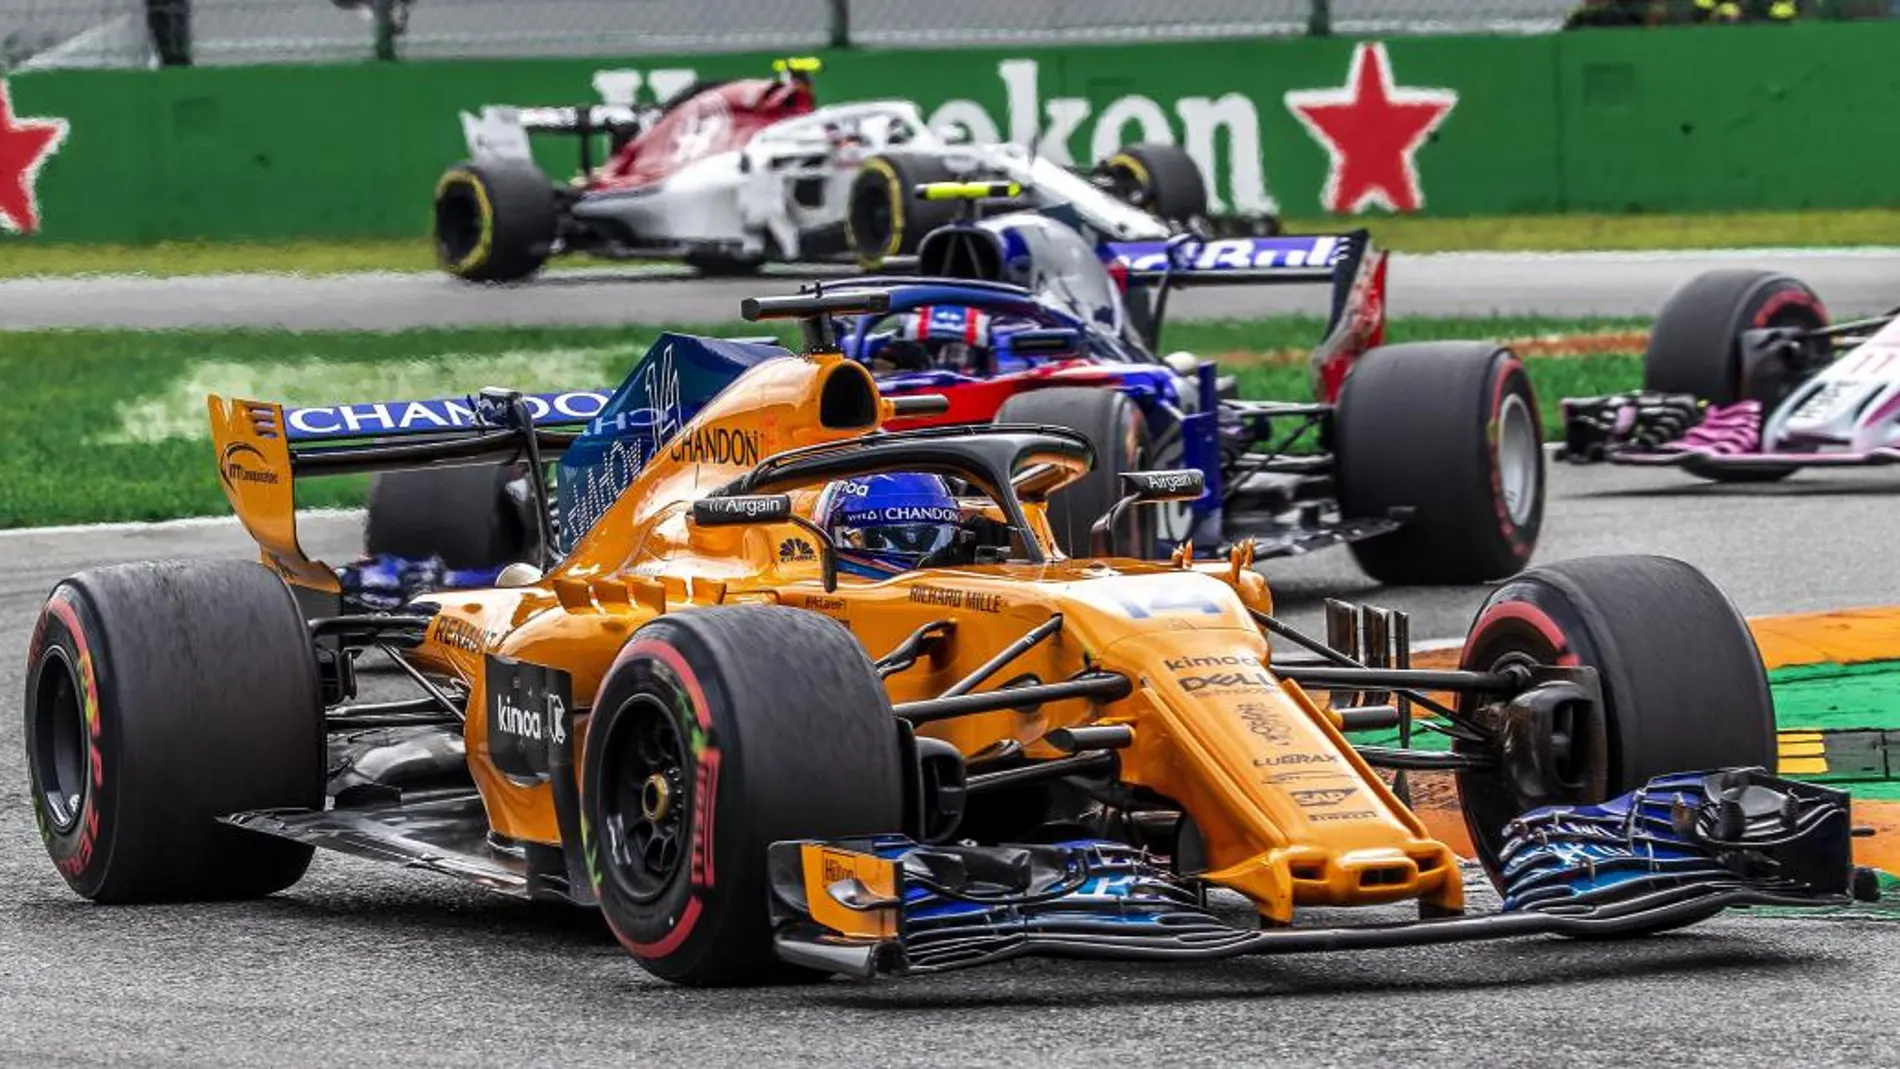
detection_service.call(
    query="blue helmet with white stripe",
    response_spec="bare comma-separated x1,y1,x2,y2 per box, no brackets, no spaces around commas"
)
815,473,961,577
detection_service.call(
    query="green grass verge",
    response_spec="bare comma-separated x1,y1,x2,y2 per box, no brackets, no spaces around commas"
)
0,314,1640,528
3,207,1896,278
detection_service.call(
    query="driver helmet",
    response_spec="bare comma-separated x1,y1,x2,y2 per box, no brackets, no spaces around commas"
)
814,473,962,577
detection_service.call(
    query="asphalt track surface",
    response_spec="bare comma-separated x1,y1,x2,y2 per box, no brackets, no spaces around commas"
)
6,462,1900,1066
4,247,1899,330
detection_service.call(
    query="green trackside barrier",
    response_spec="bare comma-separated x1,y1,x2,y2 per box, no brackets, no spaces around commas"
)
3,20,1897,246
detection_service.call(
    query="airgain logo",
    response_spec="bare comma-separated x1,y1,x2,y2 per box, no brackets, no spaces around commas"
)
779,538,816,563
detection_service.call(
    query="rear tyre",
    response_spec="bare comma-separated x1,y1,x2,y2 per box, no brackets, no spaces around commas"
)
583,606,905,986
1096,143,1209,225
24,560,324,903
1335,343,1543,585
1643,269,1829,484
433,159,560,283
364,463,536,571
996,387,1166,558
1453,555,1775,890
846,153,962,268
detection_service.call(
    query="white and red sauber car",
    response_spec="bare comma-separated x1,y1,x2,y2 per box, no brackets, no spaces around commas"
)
1561,267,1900,481
431,58,1270,282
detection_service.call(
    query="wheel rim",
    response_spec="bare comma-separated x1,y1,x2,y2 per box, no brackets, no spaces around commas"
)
1494,392,1540,528
434,181,484,267
599,694,691,903
31,648,88,835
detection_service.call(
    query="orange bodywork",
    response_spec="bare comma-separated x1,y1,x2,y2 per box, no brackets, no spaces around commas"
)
207,349,1461,923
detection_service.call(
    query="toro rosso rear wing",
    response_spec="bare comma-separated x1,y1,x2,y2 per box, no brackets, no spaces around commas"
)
1107,230,1388,401
207,387,607,597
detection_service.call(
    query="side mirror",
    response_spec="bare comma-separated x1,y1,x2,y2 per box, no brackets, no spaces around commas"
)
691,495,840,592
1089,469,1204,558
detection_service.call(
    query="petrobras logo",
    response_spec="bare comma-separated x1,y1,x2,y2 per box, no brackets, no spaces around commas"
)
1108,236,1341,275
285,390,610,441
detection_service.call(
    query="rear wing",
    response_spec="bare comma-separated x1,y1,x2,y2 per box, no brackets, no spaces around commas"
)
208,388,605,596
1104,232,1363,287
1104,230,1388,395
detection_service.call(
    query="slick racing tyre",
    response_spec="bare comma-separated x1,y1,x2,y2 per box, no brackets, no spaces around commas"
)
433,158,560,283
1095,142,1209,225
364,462,539,571
996,386,1181,559
1335,343,1543,585
1452,555,1775,895
24,560,324,902
582,606,904,986
846,153,961,268
1643,269,1830,483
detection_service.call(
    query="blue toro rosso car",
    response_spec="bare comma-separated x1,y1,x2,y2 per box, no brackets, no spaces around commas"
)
337,199,1545,608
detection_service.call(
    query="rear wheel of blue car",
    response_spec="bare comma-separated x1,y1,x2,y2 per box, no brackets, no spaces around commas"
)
581,606,905,986
23,560,324,902
364,462,538,571
996,387,1165,558
1336,342,1543,585
1453,555,1776,905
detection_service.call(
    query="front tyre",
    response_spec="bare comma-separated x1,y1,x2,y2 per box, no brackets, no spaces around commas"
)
1096,142,1209,225
1453,555,1775,884
1335,343,1544,585
25,561,324,902
582,606,904,986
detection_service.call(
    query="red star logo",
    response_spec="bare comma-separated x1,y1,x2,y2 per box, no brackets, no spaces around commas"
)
0,78,68,235
1284,43,1456,214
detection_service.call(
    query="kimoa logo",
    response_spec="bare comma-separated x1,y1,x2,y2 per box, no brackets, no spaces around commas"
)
589,61,1279,215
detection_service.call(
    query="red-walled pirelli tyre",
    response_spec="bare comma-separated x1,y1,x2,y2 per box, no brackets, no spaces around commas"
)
580,606,905,986
23,560,324,902
1335,342,1544,585
1452,555,1776,885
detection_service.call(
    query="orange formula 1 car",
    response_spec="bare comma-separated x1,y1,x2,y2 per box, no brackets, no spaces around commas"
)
22,292,1873,986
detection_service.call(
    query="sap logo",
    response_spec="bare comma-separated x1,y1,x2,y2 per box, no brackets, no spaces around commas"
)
1164,653,1260,672
1291,787,1356,808
1180,671,1273,693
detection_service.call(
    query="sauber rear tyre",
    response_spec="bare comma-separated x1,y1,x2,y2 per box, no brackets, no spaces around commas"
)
995,387,1167,559
1335,342,1544,585
365,463,537,570
1644,268,1830,484
24,560,324,902
1096,142,1209,225
581,606,904,986
1453,555,1775,895
845,153,961,268
433,158,560,283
